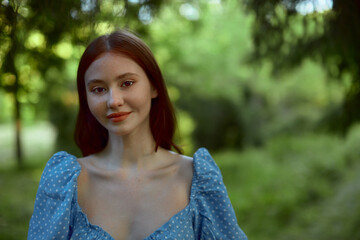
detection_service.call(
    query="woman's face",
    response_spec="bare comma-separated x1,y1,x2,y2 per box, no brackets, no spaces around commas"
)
84,53,158,136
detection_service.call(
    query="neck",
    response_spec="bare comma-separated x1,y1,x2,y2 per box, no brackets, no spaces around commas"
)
94,127,158,170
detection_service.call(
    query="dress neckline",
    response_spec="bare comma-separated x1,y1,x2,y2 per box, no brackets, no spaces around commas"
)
70,150,199,240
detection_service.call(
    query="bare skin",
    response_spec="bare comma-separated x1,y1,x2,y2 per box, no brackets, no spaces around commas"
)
77,148,193,240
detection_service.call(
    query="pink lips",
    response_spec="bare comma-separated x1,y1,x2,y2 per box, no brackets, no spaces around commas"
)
106,112,131,122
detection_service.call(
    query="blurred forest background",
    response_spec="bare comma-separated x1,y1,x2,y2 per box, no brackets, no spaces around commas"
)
1,0,360,239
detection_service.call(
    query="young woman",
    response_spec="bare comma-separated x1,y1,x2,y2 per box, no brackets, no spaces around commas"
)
28,30,247,240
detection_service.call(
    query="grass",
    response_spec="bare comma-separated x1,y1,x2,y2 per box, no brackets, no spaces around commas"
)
0,167,43,239
0,122,55,239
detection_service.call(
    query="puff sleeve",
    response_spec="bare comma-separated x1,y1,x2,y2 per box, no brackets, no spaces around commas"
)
28,152,81,240
192,148,247,240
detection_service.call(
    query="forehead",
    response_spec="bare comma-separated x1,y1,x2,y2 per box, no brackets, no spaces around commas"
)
84,53,146,82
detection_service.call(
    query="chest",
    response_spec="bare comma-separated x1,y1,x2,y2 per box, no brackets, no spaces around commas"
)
77,171,190,240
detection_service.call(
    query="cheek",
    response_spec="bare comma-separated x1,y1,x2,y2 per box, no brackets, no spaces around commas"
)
87,95,105,116
133,94,152,112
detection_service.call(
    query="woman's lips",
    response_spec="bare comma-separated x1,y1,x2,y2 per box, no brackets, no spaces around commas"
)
107,112,131,122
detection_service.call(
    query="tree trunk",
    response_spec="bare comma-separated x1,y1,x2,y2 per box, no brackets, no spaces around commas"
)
5,3,23,168
14,73,23,168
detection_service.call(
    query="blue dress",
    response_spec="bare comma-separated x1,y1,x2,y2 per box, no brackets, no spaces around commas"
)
28,148,247,240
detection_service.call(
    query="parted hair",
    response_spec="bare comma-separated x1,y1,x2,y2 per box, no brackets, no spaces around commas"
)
74,30,181,156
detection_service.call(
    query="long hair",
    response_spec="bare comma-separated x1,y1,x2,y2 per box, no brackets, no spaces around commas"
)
74,30,181,156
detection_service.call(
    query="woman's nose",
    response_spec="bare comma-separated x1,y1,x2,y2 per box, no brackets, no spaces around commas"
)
107,89,124,108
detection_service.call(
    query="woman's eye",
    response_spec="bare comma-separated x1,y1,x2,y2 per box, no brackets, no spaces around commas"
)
121,81,134,88
91,87,106,93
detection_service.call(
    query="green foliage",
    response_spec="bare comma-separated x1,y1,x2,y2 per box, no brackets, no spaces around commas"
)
214,126,360,240
147,0,344,150
243,0,360,132
1,0,350,155
305,164,360,240
0,0,167,164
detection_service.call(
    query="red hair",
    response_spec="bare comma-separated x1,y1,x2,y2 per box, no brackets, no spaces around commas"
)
74,30,181,156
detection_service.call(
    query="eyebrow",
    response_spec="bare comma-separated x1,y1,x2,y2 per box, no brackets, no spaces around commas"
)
86,72,139,86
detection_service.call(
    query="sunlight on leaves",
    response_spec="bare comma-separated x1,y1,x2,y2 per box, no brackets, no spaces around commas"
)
179,3,200,21
95,21,115,35
53,41,73,59
25,31,46,50
1,73,16,86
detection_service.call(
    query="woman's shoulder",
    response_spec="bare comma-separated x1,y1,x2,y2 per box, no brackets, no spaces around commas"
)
173,147,221,187
38,151,81,199
192,147,222,180
191,148,248,239
28,151,81,239
47,151,79,164
42,151,80,177
191,147,230,201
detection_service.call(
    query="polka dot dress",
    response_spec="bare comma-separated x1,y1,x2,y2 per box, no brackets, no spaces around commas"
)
28,148,247,240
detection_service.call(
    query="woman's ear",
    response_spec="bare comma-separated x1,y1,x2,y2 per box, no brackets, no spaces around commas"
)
151,86,158,98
